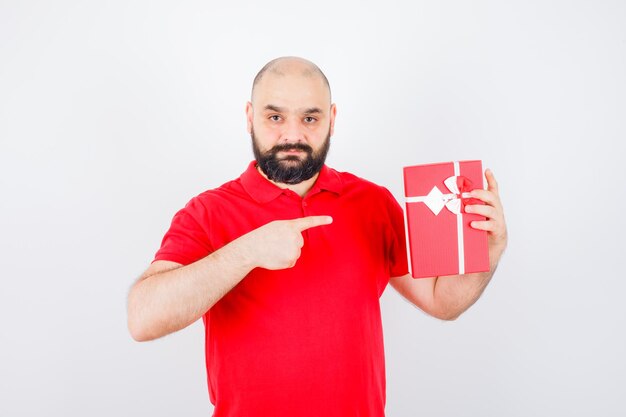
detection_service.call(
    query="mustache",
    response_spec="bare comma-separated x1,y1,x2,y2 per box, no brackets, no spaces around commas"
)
269,143,314,154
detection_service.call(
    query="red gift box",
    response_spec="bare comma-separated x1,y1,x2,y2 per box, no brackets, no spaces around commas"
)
403,160,490,278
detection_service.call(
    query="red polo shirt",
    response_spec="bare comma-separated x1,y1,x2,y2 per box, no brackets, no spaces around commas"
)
154,161,408,417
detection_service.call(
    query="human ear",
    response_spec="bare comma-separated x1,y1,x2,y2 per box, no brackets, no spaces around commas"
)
329,103,337,136
245,101,254,134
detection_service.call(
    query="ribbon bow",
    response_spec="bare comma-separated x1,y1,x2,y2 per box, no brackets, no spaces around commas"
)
420,175,477,215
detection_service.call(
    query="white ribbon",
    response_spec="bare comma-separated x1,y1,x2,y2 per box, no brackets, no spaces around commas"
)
405,161,466,275
406,175,472,215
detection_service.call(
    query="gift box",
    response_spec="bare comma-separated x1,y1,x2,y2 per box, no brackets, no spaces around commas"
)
403,160,490,278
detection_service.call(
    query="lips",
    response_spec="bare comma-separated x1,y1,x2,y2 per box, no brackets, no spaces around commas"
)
272,143,313,154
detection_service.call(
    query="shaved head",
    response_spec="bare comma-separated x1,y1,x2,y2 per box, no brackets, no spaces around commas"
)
246,56,336,186
251,56,331,102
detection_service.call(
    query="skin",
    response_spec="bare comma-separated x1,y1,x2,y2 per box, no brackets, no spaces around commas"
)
127,58,335,342
246,57,336,196
389,169,507,320
127,57,508,342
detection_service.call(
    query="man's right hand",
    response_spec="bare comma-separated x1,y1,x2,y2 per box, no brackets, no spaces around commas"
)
128,215,333,341
238,216,333,270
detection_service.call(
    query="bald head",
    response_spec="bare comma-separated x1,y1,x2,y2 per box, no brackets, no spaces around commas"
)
251,56,331,102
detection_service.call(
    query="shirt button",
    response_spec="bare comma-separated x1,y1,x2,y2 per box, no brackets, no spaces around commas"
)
303,202,308,207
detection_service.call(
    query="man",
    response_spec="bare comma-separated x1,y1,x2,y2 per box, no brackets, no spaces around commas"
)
127,56,507,416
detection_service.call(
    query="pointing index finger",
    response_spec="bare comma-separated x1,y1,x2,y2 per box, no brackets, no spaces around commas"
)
293,215,333,231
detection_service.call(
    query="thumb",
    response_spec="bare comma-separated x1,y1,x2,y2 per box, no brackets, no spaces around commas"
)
485,168,499,193
292,215,333,231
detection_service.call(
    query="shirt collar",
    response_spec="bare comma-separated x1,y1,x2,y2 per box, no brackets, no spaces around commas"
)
240,160,343,204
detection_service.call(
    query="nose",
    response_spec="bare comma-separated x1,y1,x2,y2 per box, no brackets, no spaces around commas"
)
280,118,306,144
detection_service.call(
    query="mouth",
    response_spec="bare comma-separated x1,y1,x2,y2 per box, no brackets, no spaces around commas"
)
276,146,310,158
281,148,305,155
272,144,313,161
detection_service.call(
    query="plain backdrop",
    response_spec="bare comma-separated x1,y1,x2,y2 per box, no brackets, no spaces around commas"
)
1,1,625,416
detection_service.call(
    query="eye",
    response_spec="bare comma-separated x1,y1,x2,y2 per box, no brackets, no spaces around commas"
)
304,116,317,123
269,115,281,122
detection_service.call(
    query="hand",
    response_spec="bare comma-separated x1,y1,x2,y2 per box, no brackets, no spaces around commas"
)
238,216,333,270
465,169,508,255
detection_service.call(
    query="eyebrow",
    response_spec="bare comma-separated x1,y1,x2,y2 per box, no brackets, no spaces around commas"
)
263,104,324,115
303,107,324,115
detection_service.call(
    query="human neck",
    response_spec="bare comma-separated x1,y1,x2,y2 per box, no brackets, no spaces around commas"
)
256,165,320,198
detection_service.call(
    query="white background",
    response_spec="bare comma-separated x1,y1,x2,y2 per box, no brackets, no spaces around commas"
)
1,1,625,416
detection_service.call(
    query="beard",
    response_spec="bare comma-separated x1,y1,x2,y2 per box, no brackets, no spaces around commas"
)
251,128,331,185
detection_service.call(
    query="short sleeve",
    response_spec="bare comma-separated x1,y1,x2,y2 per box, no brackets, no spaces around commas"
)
153,197,213,266
382,187,409,278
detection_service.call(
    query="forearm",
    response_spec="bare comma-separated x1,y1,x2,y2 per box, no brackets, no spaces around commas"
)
128,238,255,341
128,215,332,341
432,242,506,320
393,169,508,320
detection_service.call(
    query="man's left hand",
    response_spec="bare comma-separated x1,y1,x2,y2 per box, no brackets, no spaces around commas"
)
464,169,508,256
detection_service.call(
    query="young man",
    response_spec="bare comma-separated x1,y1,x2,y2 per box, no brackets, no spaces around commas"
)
127,56,507,417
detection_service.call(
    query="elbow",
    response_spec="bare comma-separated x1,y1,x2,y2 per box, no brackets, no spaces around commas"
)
432,307,463,321
128,320,152,342
128,314,166,342
127,303,173,342
428,298,467,321
127,285,158,342
438,311,461,321
127,300,156,342
127,314,154,342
